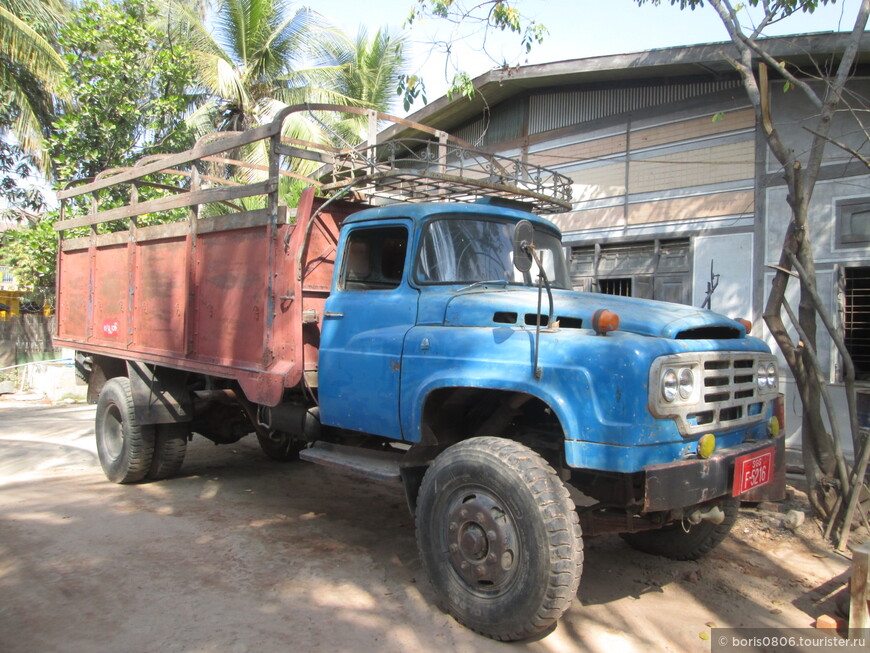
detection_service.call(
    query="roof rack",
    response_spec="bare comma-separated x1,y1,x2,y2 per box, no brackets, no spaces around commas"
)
319,137,572,214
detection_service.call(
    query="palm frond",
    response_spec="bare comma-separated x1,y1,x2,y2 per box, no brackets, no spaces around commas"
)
0,5,66,88
1,69,53,171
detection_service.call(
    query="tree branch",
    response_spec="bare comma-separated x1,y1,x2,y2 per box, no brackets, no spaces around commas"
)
803,125,870,170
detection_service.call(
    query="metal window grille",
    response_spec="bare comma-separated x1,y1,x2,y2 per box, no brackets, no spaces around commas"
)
599,277,632,296
844,267,870,378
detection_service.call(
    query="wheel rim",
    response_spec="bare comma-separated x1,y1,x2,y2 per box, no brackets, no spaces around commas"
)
103,404,124,459
443,487,521,596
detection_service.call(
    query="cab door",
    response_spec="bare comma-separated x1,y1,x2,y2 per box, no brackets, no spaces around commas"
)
318,221,417,440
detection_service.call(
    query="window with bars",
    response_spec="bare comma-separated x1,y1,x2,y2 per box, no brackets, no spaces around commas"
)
843,267,870,380
569,239,691,304
599,278,632,296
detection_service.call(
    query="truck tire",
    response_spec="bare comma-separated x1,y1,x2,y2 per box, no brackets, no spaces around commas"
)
415,437,583,641
147,423,189,480
95,377,155,484
620,497,740,561
256,431,305,462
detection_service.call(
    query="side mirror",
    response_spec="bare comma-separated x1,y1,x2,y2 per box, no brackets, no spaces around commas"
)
512,219,534,273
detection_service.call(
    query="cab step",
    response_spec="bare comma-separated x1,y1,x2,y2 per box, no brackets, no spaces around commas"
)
299,441,402,483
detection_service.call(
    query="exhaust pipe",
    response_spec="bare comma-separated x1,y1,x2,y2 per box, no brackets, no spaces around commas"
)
259,403,320,442
686,505,725,526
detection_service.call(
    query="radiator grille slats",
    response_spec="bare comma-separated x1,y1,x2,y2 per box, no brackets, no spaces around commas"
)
650,352,778,436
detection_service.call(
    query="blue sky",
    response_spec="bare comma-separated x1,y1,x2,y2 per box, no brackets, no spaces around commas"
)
318,0,863,111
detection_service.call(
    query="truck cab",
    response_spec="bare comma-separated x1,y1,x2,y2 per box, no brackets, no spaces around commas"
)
310,199,783,638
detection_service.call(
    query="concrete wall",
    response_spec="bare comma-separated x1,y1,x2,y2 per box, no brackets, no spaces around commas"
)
693,233,754,320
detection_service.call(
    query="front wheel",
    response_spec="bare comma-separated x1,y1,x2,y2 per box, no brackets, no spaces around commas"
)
415,437,583,641
620,497,740,560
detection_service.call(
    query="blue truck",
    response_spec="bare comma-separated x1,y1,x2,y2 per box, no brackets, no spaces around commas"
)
56,106,784,641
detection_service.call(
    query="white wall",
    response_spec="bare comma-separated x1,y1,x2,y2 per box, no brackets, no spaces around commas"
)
693,233,754,321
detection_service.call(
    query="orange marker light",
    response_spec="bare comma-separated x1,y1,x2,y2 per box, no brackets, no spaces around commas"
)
592,309,619,336
736,318,752,334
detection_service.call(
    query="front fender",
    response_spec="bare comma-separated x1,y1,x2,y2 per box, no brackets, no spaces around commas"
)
400,325,624,443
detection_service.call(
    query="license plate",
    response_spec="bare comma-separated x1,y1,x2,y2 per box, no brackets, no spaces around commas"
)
732,447,775,496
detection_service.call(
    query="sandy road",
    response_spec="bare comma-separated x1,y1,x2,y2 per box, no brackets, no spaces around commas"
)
0,401,849,653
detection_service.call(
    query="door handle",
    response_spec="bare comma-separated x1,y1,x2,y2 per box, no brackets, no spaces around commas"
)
323,311,344,318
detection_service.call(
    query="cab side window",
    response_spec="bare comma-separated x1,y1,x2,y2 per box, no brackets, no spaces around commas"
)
340,226,408,290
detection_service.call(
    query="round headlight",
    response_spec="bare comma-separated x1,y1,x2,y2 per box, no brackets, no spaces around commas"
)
766,362,777,389
757,365,768,389
678,367,694,400
662,369,678,402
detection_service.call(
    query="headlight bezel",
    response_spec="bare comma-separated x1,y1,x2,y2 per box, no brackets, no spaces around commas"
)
766,362,778,389
756,364,769,389
678,367,694,400
661,368,678,402
660,365,698,403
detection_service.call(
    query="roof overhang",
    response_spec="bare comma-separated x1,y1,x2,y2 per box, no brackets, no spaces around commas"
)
380,31,870,140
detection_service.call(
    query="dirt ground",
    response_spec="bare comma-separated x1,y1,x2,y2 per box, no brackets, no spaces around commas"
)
0,399,855,653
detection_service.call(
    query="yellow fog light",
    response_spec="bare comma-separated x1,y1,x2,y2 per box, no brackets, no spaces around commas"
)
768,416,781,437
698,434,716,459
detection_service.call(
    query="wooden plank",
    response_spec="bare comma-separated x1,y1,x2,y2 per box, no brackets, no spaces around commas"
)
134,221,189,243
275,143,333,164
281,137,342,154
61,236,91,252
197,207,288,235
61,207,288,247
850,540,870,637
55,180,277,230
57,121,280,199
94,231,128,248
202,155,322,185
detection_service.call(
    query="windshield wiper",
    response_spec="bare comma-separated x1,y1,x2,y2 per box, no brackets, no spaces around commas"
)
455,279,511,293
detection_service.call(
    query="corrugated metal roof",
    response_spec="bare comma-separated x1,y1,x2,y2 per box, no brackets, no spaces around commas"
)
529,79,741,134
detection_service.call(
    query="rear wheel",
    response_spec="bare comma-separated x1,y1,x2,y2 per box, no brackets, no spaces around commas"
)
95,377,155,483
256,430,305,462
147,423,189,480
620,497,740,560
416,437,583,641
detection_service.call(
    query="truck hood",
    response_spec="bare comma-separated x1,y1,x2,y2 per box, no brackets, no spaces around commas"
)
440,288,746,339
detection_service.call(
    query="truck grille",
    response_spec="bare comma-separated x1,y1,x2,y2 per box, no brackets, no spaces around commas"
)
649,352,779,436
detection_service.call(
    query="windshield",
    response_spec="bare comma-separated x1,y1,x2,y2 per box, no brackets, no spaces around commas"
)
414,216,572,289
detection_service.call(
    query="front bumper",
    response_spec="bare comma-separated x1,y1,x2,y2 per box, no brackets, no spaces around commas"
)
642,436,785,512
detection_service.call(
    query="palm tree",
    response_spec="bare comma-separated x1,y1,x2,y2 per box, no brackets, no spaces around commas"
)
166,0,357,140
165,0,408,180
0,0,66,171
320,26,408,144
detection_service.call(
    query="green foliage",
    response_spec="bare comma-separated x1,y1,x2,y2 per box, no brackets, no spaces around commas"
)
0,89,45,215
447,71,475,100
397,74,427,112
316,26,409,142
0,0,67,170
166,0,352,135
50,0,196,183
0,217,56,291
